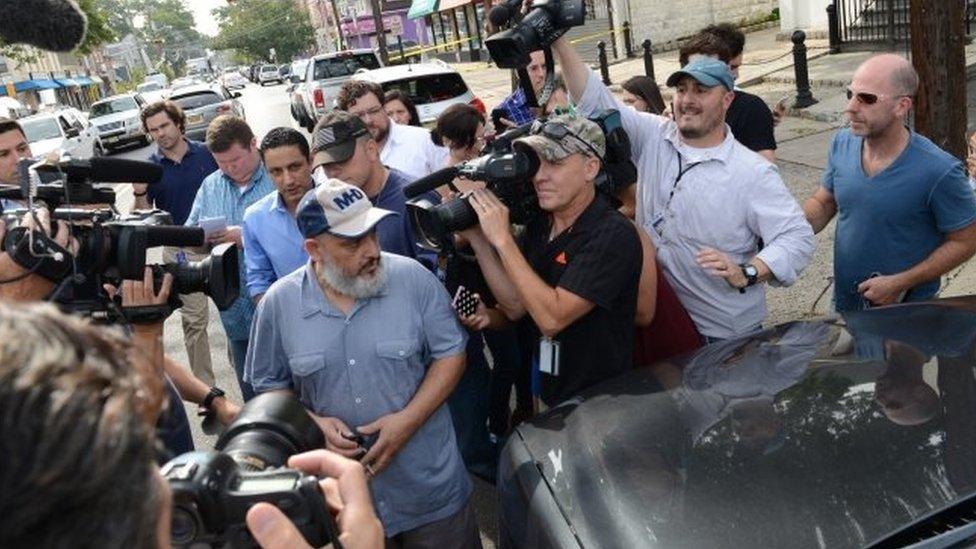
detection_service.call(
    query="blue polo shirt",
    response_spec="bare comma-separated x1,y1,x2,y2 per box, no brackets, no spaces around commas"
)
242,188,310,298
373,168,439,271
186,164,276,340
148,140,219,225
824,129,976,311
245,254,471,536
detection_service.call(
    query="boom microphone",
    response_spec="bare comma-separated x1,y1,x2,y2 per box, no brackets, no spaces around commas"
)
403,166,460,199
36,158,164,185
0,0,88,52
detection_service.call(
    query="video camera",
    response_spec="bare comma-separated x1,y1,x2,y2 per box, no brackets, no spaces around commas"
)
485,0,586,69
0,157,239,322
163,392,341,549
404,109,637,253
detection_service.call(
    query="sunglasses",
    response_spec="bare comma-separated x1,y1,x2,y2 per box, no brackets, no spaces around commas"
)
846,88,910,105
531,120,601,158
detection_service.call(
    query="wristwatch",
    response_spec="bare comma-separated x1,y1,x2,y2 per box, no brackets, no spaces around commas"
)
201,386,226,410
739,263,759,293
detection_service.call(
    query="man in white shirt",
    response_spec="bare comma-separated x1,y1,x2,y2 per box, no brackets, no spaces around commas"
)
336,80,448,179
552,39,814,342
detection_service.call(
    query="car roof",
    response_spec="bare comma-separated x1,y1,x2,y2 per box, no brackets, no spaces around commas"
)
311,48,377,61
503,297,976,548
93,93,138,104
351,62,458,83
169,84,221,97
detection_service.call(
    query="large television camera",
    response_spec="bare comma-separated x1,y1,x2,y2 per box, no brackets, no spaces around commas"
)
404,109,638,253
0,157,239,322
163,392,341,548
485,0,586,69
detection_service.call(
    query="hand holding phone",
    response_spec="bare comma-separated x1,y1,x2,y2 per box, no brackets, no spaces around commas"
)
452,286,479,318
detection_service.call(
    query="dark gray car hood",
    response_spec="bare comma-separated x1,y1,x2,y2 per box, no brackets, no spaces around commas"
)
500,298,976,548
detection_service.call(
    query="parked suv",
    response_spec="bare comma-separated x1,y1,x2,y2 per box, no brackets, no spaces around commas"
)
258,64,283,86
297,49,382,131
19,107,102,159
350,61,485,126
89,93,149,152
168,84,245,142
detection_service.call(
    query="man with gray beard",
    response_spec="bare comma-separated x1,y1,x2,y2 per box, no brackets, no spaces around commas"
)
244,179,481,547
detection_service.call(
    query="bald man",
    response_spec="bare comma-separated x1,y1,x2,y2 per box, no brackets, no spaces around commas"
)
804,54,976,311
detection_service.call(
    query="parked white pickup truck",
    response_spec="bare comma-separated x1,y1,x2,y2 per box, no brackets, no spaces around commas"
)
295,49,382,132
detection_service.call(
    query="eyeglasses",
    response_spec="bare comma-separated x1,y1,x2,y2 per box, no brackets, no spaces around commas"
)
353,105,385,120
846,88,911,105
531,120,601,159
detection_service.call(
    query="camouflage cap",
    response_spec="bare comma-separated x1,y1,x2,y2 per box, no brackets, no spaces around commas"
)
513,114,605,162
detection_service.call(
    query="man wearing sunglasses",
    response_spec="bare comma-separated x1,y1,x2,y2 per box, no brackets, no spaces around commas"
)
462,114,642,408
549,36,814,343
804,54,976,311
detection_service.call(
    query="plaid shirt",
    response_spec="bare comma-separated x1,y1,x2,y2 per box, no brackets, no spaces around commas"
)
496,87,537,126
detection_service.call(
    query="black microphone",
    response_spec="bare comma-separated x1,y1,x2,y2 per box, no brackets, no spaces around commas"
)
489,0,524,27
0,0,88,52
403,166,459,199
35,158,164,185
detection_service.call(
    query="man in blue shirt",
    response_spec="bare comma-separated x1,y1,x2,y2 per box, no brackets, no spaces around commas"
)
311,111,437,271
186,115,275,400
246,179,479,546
242,127,315,302
136,100,220,385
804,54,976,311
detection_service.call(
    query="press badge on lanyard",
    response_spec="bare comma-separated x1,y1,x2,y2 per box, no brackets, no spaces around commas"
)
539,336,561,376
655,150,703,237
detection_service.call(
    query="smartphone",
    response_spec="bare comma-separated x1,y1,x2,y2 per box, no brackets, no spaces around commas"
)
452,285,479,317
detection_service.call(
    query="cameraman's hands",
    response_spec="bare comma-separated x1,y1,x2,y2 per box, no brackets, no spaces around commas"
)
207,225,243,248
0,209,78,301
469,189,514,250
313,415,365,459
247,450,384,549
103,266,173,334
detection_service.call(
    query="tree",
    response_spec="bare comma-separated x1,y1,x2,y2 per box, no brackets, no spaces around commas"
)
0,0,115,64
212,0,315,63
96,0,205,68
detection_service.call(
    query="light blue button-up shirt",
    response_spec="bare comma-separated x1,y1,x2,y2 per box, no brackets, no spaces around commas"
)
185,163,275,341
242,190,309,298
244,254,470,536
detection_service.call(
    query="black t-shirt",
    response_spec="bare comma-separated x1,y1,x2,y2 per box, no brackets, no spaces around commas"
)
520,194,642,406
726,90,776,153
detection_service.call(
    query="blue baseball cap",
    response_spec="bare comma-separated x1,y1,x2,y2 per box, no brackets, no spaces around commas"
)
296,178,395,239
666,56,735,91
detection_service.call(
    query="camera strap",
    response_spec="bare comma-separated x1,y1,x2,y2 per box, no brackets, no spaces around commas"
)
3,226,74,282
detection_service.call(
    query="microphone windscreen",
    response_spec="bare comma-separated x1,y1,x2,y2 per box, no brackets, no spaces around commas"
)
0,0,88,52
488,5,512,27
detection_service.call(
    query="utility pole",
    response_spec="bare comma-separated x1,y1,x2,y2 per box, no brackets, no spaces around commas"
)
910,0,967,159
369,0,389,64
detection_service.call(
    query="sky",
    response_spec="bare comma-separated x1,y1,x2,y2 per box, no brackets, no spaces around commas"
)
191,0,225,37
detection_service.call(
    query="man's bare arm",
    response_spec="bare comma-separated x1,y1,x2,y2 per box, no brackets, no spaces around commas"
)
803,186,837,234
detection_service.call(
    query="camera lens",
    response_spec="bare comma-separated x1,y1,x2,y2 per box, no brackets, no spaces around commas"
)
216,392,325,472
163,242,240,310
170,506,200,546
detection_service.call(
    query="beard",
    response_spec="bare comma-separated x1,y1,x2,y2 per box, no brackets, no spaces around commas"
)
315,255,388,300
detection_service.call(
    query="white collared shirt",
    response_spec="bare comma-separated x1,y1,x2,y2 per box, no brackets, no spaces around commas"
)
379,120,449,180
577,69,814,339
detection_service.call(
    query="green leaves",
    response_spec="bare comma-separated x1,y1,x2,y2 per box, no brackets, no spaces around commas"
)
211,0,315,63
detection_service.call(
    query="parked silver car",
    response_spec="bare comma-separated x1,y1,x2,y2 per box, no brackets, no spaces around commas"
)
168,84,245,142
89,93,149,152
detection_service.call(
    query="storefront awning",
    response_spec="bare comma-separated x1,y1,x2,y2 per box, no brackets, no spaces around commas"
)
407,0,438,19
89,75,105,84
437,0,469,11
55,78,80,87
74,76,95,86
14,79,61,92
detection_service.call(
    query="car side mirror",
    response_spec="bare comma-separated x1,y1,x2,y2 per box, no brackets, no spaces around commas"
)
232,91,242,98
290,74,302,84
64,127,80,138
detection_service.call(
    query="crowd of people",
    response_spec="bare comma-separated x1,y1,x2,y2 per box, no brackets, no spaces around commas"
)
1,18,975,549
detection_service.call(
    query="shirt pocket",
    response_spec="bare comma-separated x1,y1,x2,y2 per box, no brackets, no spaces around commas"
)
375,338,422,405
287,352,330,413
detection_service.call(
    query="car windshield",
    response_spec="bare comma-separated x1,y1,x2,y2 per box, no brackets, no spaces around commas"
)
138,82,162,92
292,60,309,77
173,91,223,111
90,97,138,117
382,73,468,105
261,65,277,73
313,54,380,79
20,117,62,142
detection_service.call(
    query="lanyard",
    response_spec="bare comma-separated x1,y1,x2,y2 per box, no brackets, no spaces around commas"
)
663,149,704,213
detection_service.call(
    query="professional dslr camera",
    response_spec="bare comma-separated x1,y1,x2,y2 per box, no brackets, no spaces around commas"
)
163,392,341,548
404,109,637,253
485,0,586,69
0,157,239,322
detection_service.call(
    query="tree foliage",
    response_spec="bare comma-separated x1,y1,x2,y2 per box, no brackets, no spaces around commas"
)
212,0,314,63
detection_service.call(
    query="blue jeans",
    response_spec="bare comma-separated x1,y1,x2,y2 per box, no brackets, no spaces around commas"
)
229,338,255,401
447,332,498,483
